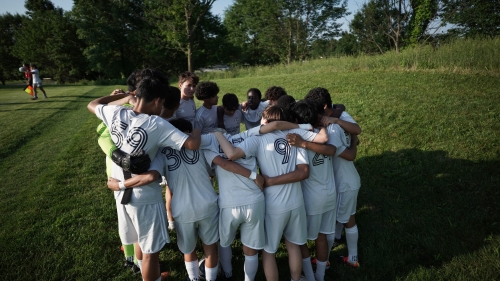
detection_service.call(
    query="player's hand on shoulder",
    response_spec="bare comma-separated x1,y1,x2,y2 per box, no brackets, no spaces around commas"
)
110,89,125,96
262,174,272,188
321,116,338,127
286,133,305,148
254,174,265,191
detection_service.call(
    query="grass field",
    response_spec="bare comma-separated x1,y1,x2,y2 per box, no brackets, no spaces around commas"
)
1,56,499,280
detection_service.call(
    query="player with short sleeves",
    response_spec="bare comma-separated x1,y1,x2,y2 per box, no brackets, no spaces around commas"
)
175,71,199,125
194,81,219,134
240,88,269,130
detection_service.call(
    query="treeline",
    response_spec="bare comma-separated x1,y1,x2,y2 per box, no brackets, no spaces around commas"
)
1,0,498,84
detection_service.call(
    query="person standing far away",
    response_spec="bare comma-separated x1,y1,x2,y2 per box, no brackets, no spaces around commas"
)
29,64,48,100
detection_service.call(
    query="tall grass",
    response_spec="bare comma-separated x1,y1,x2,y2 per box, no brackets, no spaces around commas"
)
200,37,500,80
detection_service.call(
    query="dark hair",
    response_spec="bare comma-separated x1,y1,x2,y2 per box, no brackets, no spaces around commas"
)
23,63,29,67
276,94,296,111
222,93,239,111
164,86,181,109
247,88,262,100
137,68,168,86
291,100,319,126
30,64,37,68
135,77,169,103
305,87,332,109
265,86,287,101
169,118,193,133
126,70,140,92
195,81,219,100
262,106,287,123
178,71,199,86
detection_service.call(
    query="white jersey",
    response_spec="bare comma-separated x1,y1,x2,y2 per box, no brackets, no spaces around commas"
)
340,111,356,124
241,101,268,130
223,110,243,135
95,104,188,204
175,98,196,125
194,105,218,134
331,125,361,193
203,127,264,209
31,69,42,83
300,125,342,215
237,129,317,214
150,147,219,223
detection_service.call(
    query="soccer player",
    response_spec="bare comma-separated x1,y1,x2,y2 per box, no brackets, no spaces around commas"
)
214,106,328,281
29,64,48,100
194,81,219,134
240,88,268,130
220,93,242,135
264,86,287,106
175,71,199,125
88,75,201,281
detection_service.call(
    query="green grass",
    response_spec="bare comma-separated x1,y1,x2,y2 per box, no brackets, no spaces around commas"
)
1,50,499,280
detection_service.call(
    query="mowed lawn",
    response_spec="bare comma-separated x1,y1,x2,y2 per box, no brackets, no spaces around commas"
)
0,69,499,281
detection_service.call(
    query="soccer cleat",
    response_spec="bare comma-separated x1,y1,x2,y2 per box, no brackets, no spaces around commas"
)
123,260,134,269
131,264,141,274
311,257,330,269
338,256,360,268
198,259,206,281
31,97,38,100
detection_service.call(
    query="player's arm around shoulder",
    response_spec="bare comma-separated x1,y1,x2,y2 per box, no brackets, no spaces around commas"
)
88,93,129,114
107,170,161,191
339,134,358,161
286,133,336,156
212,131,246,160
263,164,309,187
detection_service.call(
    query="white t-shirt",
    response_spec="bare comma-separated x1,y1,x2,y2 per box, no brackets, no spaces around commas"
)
241,101,269,130
202,128,264,209
175,98,196,125
237,129,316,214
223,110,243,135
31,69,42,84
194,105,218,134
95,104,188,205
331,125,361,193
150,147,219,222
300,124,343,215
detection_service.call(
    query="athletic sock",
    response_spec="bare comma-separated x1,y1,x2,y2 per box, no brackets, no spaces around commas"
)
345,225,359,263
185,260,199,280
315,260,327,281
244,253,258,281
205,263,219,281
137,259,143,272
335,222,344,240
302,257,315,281
123,244,135,259
326,232,335,262
218,244,233,277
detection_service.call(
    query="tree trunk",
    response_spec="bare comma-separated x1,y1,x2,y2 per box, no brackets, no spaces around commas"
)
187,37,193,72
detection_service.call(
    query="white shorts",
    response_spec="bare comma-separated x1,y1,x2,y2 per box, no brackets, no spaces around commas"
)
116,201,170,254
175,209,219,254
264,205,307,253
336,190,359,223
33,82,42,88
306,208,336,240
219,201,265,250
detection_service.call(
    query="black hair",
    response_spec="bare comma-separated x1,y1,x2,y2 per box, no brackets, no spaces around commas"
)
222,93,239,111
305,87,333,109
169,118,193,133
247,88,262,100
276,94,296,111
135,77,168,103
164,86,181,109
265,86,287,101
291,100,319,126
178,71,199,85
195,81,219,100
126,70,140,92
30,64,37,68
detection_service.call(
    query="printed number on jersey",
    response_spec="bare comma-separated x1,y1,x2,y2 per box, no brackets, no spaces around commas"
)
274,138,291,164
162,147,199,171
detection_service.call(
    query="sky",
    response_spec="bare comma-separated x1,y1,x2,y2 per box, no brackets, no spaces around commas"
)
0,0,360,31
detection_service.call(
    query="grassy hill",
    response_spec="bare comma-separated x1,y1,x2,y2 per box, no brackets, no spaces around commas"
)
0,38,499,280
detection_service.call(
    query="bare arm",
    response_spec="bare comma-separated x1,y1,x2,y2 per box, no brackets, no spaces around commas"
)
182,129,201,150
107,170,160,191
88,93,129,114
339,135,358,161
212,156,264,190
287,133,337,156
212,131,246,160
311,127,328,143
259,121,302,134
108,94,137,106
263,164,309,187
321,116,361,135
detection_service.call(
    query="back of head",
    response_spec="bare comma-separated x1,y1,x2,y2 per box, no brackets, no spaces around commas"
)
164,86,181,109
262,105,287,123
265,86,287,101
136,68,169,88
291,100,319,126
126,70,141,92
195,81,219,100
178,71,199,86
222,93,239,111
305,87,332,109
30,64,37,69
135,77,168,103
247,88,262,100
276,94,296,111
169,118,193,133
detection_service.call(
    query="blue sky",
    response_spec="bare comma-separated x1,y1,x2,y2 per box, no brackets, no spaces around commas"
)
0,0,360,31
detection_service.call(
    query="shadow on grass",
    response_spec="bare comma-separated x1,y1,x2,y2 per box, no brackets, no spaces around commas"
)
325,149,500,280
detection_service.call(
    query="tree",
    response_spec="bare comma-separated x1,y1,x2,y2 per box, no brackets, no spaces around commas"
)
0,13,24,85
441,0,500,37
146,0,218,72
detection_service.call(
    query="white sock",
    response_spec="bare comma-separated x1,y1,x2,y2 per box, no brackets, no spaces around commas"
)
345,225,359,263
137,259,143,272
335,222,344,240
205,263,219,281
244,253,259,281
315,260,327,281
302,257,315,281
218,244,233,277
185,260,199,280
326,232,335,261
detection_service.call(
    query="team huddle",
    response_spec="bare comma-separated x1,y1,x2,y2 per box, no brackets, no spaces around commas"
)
87,69,361,281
